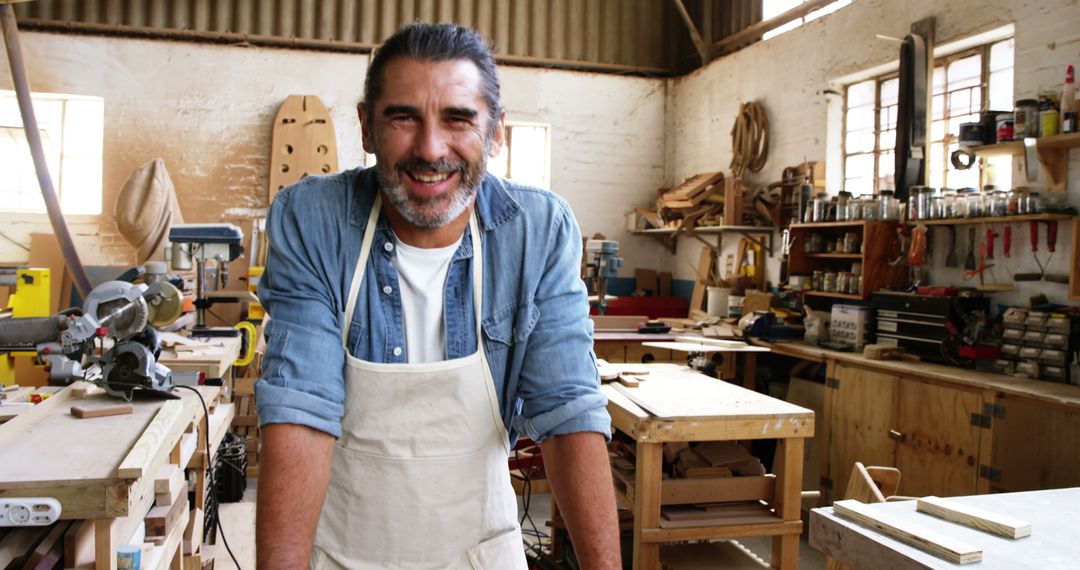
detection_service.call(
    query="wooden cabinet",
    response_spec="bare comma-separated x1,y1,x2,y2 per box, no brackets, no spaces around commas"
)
788,221,909,301
825,363,985,500
990,396,1080,493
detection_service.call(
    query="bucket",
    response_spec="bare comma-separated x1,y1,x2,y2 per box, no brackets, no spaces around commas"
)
706,287,730,317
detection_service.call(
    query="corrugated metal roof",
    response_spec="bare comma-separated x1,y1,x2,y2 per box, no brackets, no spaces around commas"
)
14,0,764,75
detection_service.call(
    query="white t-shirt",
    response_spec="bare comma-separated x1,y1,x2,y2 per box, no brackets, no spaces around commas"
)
390,234,463,363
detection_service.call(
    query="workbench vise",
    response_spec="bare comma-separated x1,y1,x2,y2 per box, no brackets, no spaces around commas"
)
166,223,244,335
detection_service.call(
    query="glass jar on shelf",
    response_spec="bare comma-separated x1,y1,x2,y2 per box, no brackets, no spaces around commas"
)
823,271,838,293
941,188,958,218
987,190,1008,217
1026,191,1042,214
1010,188,1027,215
836,191,852,221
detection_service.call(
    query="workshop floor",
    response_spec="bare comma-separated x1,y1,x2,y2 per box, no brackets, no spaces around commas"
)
518,493,826,569
214,484,824,569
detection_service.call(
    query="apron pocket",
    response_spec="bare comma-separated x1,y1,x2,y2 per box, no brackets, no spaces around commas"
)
466,527,527,570
321,444,488,565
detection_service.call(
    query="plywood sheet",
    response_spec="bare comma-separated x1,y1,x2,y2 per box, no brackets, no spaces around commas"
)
267,95,338,204
894,380,981,497
991,395,1080,492
786,377,825,494
828,364,898,501
607,364,812,420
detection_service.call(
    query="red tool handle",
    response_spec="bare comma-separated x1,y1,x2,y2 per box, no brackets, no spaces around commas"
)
1030,221,1039,253
986,229,996,260
1004,226,1012,258
1047,221,1058,253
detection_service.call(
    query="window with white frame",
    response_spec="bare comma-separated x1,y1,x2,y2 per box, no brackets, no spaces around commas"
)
0,91,104,215
762,0,854,40
487,122,550,190
843,38,1015,195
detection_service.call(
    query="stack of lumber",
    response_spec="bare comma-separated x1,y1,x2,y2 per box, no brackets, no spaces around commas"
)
666,442,765,479
232,364,261,478
634,172,778,234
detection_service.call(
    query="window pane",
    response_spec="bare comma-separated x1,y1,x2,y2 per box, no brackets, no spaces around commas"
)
931,119,946,142
880,78,899,107
846,128,875,153
63,99,104,157
507,125,549,188
847,80,875,108
879,104,898,131
763,0,802,19
879,129,896,150
946,143,980,189
931,94,945,120
989,68,1014,111
932,66,946,95
929,142,946,188
878,150,895,181
846,104,874,131
985,155,1012,189
487,139,509,178
60,157,102,214
947,54,982,90
990,38,1014,72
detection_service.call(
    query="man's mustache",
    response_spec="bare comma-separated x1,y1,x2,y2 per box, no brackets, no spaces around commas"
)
394,158,468,175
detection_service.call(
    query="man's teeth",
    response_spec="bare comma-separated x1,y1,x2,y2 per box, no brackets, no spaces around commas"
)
411,171,451,183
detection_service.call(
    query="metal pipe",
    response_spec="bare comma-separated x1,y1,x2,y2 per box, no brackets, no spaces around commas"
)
0,4,93,299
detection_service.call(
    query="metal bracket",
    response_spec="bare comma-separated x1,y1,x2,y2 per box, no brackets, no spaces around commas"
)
970,412,992,429
825,377,840,389
979,465,1002,483
982,402,1005,419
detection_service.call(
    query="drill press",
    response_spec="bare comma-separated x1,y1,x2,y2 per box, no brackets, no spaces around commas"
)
167,224,245,337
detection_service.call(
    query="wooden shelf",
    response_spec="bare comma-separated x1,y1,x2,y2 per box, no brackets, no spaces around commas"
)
919,213,1074,226
633,225,774,235
972,131,1080,157
804,253,861,259
789,220,876,229
803,291,863,300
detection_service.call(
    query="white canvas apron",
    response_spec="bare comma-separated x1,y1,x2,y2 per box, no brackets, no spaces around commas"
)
311,194,527,570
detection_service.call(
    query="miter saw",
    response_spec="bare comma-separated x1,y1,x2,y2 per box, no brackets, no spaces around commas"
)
0,280,185,400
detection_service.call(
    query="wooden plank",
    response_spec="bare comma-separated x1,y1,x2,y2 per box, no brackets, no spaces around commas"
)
22,520,71,569
916,496,1031,539
688,247,713,314
155,464,186,506
70,403,134,419
832,500,982,565
0,526,49,569
633,442,663,570
183,507,204,556
661,475,774,505
62,519,95,570
634,268,658,295
772,438,804,568
117,400,185,479
145,493,188,539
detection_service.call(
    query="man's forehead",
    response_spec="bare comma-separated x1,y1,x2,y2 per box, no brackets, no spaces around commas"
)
374,57,486,109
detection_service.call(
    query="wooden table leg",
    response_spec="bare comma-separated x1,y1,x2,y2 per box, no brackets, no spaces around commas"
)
94,518,115,570
632,442,662,570
772,437,805,569
743,352,758,391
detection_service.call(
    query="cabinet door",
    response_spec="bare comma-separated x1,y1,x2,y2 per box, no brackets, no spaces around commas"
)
827,363,898,501
992,396,1080,492
893,380,983,497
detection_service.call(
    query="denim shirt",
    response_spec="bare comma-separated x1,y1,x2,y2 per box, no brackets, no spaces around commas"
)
254,167,610,443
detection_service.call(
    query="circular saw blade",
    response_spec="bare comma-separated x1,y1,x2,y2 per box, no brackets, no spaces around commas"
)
145,281,184,328
96,296,148,338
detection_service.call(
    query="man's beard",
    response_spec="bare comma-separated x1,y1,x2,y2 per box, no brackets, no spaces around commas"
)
374,147,488,229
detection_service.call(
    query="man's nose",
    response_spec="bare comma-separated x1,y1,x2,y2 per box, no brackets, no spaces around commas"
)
414,122,450,162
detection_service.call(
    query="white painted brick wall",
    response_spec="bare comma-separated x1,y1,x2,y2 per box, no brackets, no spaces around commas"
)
665,0,1080,305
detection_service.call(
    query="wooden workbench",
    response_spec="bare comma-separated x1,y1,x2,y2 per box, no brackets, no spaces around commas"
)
600,364,814,569
750,340,1080,502
810,488,1080,568
0,382,233,570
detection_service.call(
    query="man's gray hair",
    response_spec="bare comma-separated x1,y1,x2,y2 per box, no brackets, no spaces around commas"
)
362,22,502,136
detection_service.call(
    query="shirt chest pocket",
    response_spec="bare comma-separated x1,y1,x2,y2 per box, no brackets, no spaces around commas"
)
481,300,540,351
345,315,366,357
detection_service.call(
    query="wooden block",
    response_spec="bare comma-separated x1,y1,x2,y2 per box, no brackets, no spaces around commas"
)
916,496,1032,539
70,403,133,419
154,464,186,506
0,526,49,569
0,384,18,392
832,500,982,564
62,519,95,570
658,272,672,297
145,492,188,539
663,442,690,464
231,415,258,427
616,375,640,388
684,466,733,478
635,268,658,295
69,382,105,398
693,441,751,467
183,508,204,556
21,520,71,570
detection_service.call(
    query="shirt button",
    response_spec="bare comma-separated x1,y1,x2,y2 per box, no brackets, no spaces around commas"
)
382,285,392,295
384,242,394,252
393,347,402,356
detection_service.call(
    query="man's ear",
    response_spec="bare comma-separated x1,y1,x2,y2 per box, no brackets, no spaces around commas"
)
358,103,375,154
488,109,507,158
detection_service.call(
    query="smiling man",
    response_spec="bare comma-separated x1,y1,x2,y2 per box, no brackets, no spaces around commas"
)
254,23,621,569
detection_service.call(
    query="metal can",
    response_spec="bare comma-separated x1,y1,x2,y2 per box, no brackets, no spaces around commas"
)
1015,99,1039,138
996,113,1014,142
1041,107,1060,137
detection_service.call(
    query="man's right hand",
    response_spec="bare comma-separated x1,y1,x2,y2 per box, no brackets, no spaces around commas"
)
256,423,335,569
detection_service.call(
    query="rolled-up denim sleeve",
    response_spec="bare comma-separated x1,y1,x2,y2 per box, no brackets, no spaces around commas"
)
512,201,610,443
254,186,345,438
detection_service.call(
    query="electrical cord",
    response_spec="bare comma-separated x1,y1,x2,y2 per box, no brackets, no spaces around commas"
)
171,384,243,570
514,446,549,559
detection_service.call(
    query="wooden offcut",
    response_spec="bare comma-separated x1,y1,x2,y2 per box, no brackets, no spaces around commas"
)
832,500,982,564
660,172,725,209
267,95,339,204
154,464,186,506
916,496,1032,539
70,403,133,419
145,492,188,539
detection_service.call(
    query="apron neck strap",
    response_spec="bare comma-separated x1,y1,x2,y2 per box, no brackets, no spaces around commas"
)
341,192,484,351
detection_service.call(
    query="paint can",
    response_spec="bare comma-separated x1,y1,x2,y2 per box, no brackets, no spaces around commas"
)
117,545,141,569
